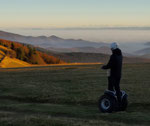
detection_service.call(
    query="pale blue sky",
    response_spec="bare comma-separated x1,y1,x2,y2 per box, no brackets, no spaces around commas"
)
0,0,150,28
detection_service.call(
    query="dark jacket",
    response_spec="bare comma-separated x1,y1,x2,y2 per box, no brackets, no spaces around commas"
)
102,48,123,78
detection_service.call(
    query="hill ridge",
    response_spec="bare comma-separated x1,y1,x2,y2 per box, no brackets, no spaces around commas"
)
0,38,65,67
0,30,108,48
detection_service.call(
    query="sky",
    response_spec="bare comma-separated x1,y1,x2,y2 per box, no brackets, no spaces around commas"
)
0,0,150,44
0,0,150,28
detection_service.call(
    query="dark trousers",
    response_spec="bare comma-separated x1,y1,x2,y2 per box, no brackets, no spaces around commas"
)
108,76,121,103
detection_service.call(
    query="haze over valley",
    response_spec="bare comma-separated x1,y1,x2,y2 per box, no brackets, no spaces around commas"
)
0,29,150,55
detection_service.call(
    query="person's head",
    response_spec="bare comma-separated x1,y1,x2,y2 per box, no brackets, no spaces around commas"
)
110,42,119,51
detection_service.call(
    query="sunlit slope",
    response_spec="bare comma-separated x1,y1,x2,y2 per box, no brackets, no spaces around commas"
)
0,56,30,68
0,45,31,68
0,39,65,67
0,45,7,59
0,45,7,65
0,50,5,60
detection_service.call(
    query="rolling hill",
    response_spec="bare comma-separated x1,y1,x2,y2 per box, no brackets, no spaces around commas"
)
52,52,150,63
134,47,150,59
135,48,150,55
0,39,65,68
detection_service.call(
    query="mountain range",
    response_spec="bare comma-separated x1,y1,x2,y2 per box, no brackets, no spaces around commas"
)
0,30,108,48
47,46,111,54
0,30,150,59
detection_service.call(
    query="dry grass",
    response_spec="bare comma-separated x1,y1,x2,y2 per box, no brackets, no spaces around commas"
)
0,56,31,68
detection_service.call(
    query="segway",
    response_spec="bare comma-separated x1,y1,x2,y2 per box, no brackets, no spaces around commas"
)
98,90,128,113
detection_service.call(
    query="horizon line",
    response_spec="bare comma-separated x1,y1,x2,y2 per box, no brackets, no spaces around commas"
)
1,26,150,31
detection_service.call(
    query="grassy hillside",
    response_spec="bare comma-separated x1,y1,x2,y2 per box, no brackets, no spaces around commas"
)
0,56,31,68
0,63,149,125
53,52,150,63
0,39,65,65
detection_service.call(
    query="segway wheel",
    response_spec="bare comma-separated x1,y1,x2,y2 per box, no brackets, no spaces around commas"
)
98,95,116,113
120,95,128,111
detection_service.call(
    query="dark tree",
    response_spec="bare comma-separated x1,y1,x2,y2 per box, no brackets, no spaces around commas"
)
16,48,25,60
11,43,15,50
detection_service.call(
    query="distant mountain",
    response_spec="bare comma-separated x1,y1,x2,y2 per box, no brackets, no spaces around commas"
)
134,47,150,59
135,48,150,55
47,46,111,54
145,42,150,46
47,46,135,58
0,30,108,48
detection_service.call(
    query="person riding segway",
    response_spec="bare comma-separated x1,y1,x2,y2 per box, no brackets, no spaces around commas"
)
98,42,128,113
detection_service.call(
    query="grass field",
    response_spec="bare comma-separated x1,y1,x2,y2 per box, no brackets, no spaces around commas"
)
0,63,150,126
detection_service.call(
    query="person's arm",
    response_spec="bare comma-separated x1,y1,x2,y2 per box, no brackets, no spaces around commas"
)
101,55,114,69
